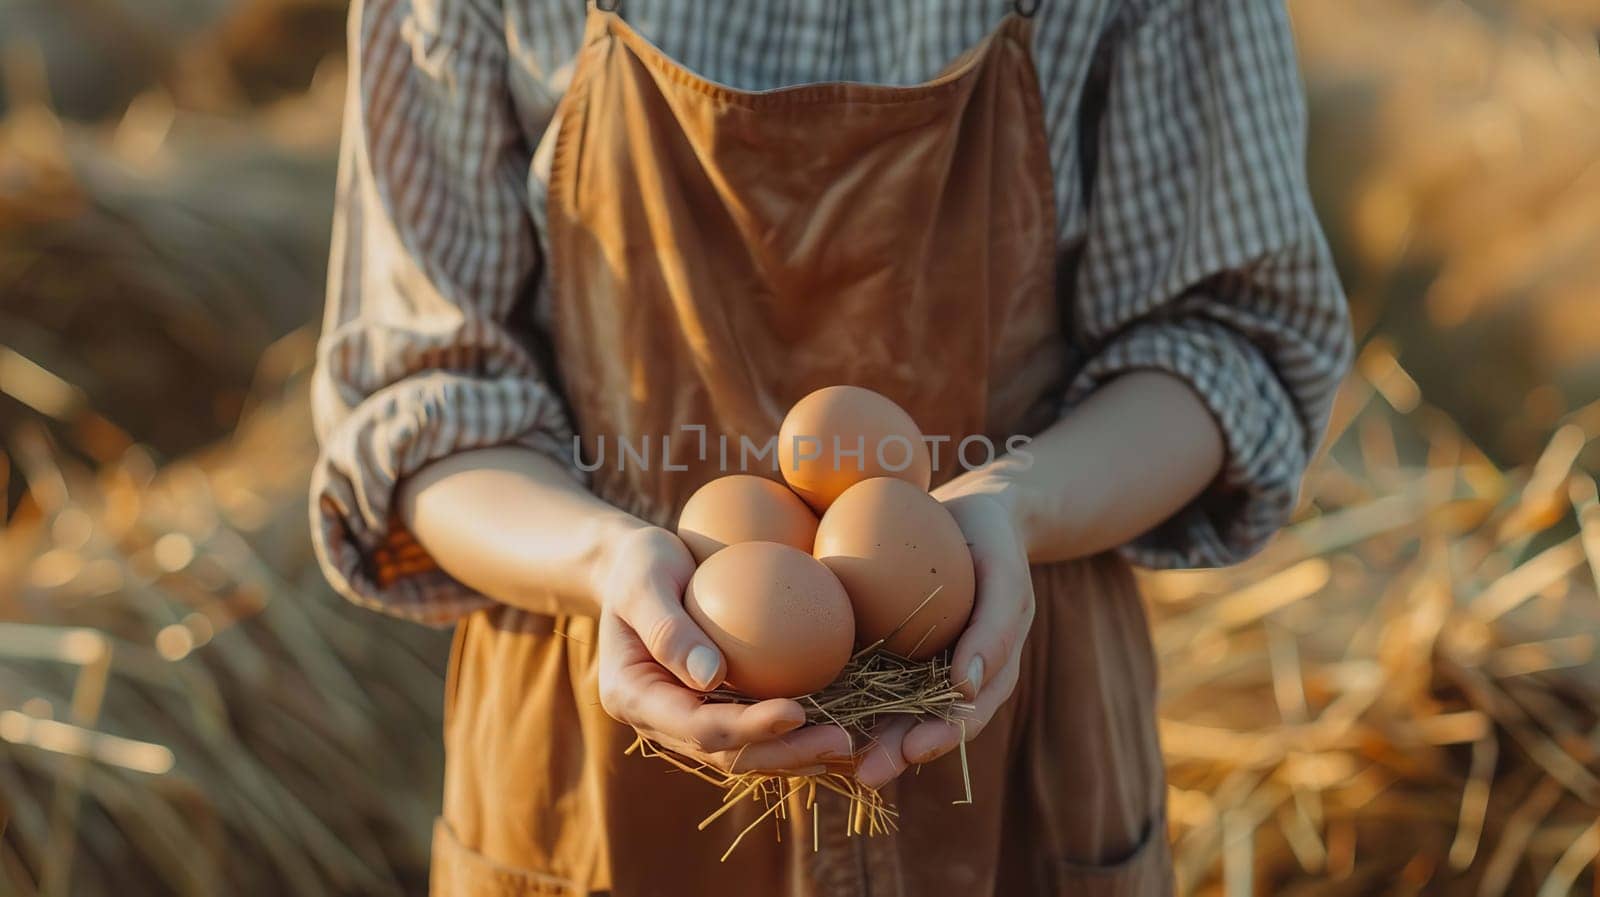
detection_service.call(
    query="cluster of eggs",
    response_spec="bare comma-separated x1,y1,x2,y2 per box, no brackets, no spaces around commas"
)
677,386,976,699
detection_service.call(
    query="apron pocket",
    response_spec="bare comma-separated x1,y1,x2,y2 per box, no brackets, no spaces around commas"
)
1052,814,1172,897
431,818,585,897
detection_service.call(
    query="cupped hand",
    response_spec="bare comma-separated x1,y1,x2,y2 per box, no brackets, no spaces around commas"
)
854,491,1035,788
594,525,852,775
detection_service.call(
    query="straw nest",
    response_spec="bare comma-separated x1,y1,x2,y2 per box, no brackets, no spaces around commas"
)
634,645,974,860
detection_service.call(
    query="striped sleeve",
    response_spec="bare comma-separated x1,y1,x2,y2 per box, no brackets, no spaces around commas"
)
309,0,580,625
1063,0,1353,569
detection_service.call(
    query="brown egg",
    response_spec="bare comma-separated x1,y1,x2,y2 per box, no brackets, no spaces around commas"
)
813,477,975,660
778,386,932,513
676,475,819,563
684,541,855,699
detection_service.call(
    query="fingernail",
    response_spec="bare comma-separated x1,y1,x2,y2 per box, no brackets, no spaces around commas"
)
967,657,985,694
819,749,851,761
770,716,803,736
911,747,942,765
790,765,826,777
687,645,721,690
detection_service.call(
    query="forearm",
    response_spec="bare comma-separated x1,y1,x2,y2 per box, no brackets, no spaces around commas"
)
397,446,648,618
942,371,1225,564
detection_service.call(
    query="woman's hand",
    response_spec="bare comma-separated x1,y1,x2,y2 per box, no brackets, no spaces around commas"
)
595,525,853,775
854,490,1035,788
851,373,1229,787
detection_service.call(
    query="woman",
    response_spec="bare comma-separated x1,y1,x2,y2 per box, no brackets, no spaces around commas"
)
311,1,1351,894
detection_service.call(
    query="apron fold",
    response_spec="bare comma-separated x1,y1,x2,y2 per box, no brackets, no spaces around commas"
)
432,819,584,897
1053,815,1170,897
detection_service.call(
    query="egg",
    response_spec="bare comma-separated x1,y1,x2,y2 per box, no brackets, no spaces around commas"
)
777,386,932,513
683,541,855,698
676,475,819,563
813,477,975,659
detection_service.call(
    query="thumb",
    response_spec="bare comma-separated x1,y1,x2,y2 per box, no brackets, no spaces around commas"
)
618,583,725,691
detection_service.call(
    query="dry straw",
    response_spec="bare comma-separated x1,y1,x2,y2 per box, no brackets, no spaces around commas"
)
637,602,977,861
2,38,440,892
1152,342,1599,896
0,376,451,897
630,639,966,857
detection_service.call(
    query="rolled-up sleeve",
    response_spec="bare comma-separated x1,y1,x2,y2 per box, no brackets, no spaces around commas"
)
310,0,579,624
1064,0,1353,568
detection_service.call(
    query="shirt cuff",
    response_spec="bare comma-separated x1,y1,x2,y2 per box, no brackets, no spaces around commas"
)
310,371,581,625
1063,316,1309,569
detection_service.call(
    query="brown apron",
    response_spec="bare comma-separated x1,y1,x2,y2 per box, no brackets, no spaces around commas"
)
432,5,1172,895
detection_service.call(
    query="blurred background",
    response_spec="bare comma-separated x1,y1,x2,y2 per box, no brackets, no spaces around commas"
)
0,0,1597,894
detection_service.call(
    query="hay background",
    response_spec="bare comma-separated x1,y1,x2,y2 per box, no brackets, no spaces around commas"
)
2,0,1597,894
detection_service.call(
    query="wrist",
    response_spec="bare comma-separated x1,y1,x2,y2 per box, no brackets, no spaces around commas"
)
586,517,684,614
938,454,1097,564
936,463,1036,555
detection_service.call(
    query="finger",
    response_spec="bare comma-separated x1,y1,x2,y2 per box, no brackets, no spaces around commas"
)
948,547,1032,702
855,717,914,789
599,610,808,747
613,573,725,691
695,725,855,774
900,719,960,767
902,652,1022,765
